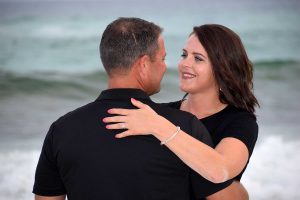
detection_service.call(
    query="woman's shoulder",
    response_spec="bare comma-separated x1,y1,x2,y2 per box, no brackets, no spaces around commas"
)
216,105,258,136
218,106,258,155
225,106,258,131
222,105,257,121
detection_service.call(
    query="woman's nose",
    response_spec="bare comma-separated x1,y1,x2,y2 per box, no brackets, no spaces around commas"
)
180,56,193,68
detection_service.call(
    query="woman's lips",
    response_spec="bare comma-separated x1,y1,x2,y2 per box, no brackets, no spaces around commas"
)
181,72,196,79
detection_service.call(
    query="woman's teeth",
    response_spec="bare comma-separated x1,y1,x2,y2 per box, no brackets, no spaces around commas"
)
182,72,196,79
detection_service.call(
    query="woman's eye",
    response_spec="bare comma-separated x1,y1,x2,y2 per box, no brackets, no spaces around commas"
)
181,53,187,58
195,56,203,62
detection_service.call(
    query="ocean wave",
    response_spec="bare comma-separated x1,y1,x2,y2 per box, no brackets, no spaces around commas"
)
0,68,183,99
243,136,300,199
253,59,300,68
32,24,99,39
1,58,299,98
0,150,40,200
0,70,107,98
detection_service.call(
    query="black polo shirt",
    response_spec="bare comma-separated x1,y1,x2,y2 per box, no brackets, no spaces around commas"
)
33,89,232,200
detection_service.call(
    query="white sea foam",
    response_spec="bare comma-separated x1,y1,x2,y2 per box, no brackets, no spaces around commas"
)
0,135,299,200
0,150,39,200
243,136,300,200
32,25,97,39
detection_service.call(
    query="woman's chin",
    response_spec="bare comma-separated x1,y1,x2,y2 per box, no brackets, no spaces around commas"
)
179,84,192,93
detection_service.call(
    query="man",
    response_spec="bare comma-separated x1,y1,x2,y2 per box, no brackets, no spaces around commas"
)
33,17,232,200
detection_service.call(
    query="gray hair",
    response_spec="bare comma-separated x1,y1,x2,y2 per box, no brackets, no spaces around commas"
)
99,17,163,75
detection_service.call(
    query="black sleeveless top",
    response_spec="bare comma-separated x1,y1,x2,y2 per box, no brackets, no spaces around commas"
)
165,100,258,181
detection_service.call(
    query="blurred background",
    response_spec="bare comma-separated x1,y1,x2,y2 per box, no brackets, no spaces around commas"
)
0,0,299,199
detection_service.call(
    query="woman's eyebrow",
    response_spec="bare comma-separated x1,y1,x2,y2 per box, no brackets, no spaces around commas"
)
193,52,206,59
182,48,207,58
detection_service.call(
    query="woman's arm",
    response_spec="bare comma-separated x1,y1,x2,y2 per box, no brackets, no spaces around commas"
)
35,195,66,200
104,98,249,183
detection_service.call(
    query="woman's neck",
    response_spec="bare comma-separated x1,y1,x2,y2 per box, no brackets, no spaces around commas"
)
181,91,227,119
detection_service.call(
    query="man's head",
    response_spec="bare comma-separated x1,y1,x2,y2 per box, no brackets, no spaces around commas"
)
99,17,166,95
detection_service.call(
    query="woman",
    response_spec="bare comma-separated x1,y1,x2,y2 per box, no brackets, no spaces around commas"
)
103,24,259,199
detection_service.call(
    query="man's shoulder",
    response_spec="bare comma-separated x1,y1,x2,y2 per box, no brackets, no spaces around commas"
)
54,101,97,127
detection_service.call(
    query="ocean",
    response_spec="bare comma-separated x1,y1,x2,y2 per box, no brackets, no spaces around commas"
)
0,0,300,199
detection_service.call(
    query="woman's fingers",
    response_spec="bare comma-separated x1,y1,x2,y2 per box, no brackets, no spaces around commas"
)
131,98,148,109
103,116,127,123
115,130,133,138
105,122,128,130
107,108,132,115
103,99,157,137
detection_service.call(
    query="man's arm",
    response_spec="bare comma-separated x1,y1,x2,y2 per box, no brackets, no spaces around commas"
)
206,181,249,200
33,123,67,197
35,195,66,200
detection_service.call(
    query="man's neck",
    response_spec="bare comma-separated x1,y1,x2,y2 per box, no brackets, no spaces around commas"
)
108,76,143,90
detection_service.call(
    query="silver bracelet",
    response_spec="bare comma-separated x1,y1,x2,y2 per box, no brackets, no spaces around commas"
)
160,126,181,146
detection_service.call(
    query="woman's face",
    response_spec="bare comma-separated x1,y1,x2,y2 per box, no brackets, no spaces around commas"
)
178,34,218,95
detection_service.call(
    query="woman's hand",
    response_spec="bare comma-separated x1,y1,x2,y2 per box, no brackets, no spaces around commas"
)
103,98,162,138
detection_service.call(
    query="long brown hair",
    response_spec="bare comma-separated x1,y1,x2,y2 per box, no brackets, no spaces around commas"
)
193,24,259,113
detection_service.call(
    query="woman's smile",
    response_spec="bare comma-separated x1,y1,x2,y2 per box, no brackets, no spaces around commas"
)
181,71,197,79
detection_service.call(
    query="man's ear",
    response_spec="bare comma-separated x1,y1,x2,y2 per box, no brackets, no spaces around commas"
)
137,55,151,79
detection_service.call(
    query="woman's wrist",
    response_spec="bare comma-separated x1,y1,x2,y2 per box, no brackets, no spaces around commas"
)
160,126,181,145
152,116,178,142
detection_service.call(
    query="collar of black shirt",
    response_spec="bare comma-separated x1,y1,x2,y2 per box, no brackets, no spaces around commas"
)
96,88,151,101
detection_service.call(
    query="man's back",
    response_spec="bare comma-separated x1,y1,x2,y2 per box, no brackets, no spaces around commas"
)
33,89,230,199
